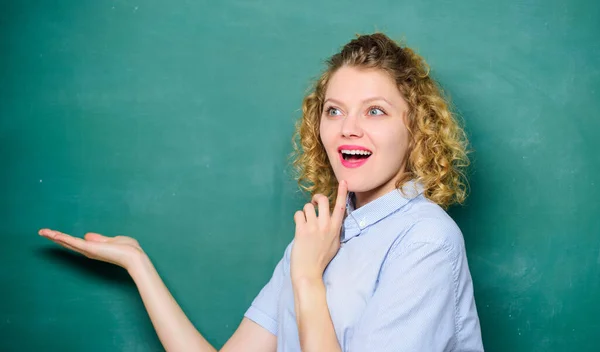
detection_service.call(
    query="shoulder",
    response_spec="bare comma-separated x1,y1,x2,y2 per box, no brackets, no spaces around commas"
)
390,194,466,258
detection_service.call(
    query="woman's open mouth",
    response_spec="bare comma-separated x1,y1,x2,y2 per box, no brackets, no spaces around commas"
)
338,147,372,168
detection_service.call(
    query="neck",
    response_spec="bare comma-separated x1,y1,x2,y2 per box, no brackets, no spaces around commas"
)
353,171,410,209
354,190,381,209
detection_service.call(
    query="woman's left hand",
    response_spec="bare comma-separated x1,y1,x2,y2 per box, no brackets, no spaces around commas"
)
290,180,348,284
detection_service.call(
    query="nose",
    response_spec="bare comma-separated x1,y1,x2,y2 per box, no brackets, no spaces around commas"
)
341,114,363,138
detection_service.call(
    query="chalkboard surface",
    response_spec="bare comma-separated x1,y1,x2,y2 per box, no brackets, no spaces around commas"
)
1,0,598,351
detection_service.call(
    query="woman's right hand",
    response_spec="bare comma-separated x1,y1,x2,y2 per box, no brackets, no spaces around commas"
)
39,229,145,271
39,228,276,352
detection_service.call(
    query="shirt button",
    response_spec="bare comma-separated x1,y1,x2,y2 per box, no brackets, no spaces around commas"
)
359,220,366,227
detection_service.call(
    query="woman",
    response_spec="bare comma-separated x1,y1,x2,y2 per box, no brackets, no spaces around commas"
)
40,33,483,351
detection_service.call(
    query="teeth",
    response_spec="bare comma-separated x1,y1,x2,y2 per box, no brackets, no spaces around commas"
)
341,149,372,156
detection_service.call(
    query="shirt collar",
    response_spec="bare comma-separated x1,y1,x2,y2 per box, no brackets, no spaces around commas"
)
341,180,424,242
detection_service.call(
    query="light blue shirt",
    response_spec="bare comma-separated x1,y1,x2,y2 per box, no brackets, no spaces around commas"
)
245,181,483,351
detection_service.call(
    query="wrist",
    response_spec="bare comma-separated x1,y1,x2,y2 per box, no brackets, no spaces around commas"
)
293,275,324,289
293,276,326,306
127,251,153,282
291,266,324,287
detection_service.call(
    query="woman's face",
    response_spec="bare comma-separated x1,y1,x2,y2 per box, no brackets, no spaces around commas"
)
319,66,410,207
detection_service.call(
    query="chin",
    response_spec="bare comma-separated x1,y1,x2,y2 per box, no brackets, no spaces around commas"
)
344,180,375,194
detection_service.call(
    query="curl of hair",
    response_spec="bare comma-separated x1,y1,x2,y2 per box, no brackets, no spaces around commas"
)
292,33,470,209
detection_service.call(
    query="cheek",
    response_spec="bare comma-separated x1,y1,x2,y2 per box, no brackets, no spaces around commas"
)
398,128,410,150
372,127,410,157
319,121,342,168
319,120,335,150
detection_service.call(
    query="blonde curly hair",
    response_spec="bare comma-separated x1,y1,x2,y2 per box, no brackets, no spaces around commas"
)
292,33,470,209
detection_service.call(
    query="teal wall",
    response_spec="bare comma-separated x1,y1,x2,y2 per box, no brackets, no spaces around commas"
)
1,0,598,350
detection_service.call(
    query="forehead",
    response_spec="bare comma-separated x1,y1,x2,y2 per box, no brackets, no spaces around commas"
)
324,66,402,102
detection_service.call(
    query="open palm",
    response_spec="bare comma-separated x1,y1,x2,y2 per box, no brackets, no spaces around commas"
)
39,229,144,270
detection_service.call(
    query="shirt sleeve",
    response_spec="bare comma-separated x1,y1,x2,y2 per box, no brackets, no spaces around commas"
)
347,232,462,351
244,241,293,336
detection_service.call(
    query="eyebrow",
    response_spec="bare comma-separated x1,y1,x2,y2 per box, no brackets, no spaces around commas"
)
323,97,394,107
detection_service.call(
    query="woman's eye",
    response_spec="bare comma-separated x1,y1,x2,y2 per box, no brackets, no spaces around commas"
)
367,107,385,116
326,107,342,116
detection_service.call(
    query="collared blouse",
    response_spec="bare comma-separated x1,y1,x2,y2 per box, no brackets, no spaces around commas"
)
245,181,484,351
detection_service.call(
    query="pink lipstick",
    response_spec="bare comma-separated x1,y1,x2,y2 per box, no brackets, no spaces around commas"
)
338,145,372,168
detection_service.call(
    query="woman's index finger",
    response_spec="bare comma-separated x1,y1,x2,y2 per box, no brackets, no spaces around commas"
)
331,180,348,225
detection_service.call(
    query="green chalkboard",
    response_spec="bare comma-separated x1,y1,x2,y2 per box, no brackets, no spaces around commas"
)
1,0,598,351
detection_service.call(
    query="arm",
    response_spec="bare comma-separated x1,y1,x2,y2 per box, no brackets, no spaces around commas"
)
293,277,341,352
128,252,279,352
128,252,216,352
290,181,348,352
39,229,276,352
220,318,276,352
